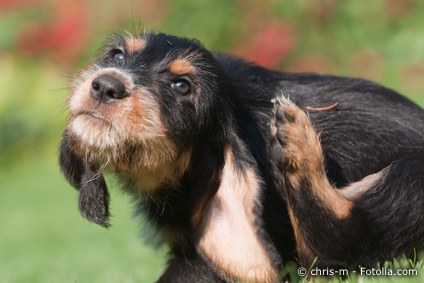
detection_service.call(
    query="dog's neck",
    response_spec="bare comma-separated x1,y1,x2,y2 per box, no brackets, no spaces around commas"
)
119,149,192,193
126,135,239,226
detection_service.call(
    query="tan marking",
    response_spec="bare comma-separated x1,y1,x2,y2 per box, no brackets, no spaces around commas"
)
197,148,278,283
287,206,315,267
340,169,385,200
169,59,196,75
280,101,352,219
127,149,192,191
125,37,146,53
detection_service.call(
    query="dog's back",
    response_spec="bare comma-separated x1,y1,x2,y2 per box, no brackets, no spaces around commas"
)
216,53,424,183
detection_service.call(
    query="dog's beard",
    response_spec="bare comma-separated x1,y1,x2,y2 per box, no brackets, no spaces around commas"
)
66,117,178,172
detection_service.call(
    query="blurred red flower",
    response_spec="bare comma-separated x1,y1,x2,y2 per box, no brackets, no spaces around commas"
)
15,0,88,63
239,20,297,69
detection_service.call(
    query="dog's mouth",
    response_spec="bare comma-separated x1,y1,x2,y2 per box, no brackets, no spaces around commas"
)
77,111,108,122
73,110,113,129
68,109,117,153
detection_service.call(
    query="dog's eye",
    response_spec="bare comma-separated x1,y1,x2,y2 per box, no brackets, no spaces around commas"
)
109,49,125,63
171,79,191,96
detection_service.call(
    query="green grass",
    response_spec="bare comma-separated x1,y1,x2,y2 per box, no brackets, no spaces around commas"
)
0,153,166,283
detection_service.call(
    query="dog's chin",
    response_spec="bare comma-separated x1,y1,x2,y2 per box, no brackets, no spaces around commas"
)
71,112,112,139
67,115,124,164
67,115,179,172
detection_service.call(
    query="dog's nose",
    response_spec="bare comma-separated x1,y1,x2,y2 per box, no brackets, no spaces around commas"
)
91,75,127,103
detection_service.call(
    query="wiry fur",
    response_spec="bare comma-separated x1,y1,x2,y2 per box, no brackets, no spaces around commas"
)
60,32,424,282
271,97,424,268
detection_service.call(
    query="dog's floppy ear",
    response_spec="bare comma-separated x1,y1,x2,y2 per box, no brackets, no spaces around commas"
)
195,148,278,283
59,132,110,227
77,163,110,227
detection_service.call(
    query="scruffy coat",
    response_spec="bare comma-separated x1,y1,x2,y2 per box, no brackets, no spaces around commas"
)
60,32,424,283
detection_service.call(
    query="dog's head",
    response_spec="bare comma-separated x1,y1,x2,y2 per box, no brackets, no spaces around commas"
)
60,33,233,226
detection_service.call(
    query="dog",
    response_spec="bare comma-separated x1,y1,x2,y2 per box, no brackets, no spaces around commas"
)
59,32,424,282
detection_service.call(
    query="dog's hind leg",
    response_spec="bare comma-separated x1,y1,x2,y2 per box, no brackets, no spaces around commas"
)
271,97,424,267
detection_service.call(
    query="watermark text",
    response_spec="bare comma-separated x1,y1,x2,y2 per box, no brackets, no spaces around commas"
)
297,267,419,277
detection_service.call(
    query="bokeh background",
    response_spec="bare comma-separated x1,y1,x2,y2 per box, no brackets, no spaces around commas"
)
1,0,424,282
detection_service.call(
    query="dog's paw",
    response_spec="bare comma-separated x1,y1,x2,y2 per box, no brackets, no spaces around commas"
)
271,97,324,187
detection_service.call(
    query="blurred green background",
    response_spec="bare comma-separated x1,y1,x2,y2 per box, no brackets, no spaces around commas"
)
1,0,424,282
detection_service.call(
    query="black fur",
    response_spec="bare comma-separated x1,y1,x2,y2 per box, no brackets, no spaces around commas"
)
60,132,110,227
280,151,424,267
59,32,424,282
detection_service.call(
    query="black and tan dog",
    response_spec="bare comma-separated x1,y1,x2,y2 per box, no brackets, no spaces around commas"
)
60,32,424,282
